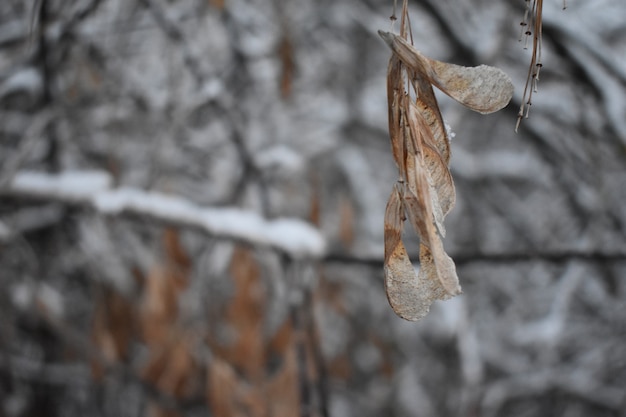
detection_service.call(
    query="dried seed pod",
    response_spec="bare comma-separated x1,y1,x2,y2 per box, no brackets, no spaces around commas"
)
379,4,512,320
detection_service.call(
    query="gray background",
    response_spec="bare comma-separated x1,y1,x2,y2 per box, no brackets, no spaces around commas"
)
1,0,625,416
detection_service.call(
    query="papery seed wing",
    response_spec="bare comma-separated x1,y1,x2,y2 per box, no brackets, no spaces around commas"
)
407,102,456,219
387,55,405,173
412,161,461,296
384,188,437,321
416,244,458,300
427,60,514,114
385,240,439,321
380,18,465,321
384,187,458,320
379,31,514,114
379,30,433,78
402,187,429,245
384,186,405,262
414,95,450,165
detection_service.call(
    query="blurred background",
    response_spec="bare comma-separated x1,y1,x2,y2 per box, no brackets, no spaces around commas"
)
1,0,625,416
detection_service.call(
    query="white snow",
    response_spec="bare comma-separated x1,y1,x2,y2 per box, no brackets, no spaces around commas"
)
444,121,456,140
10,170,113,202
0,20,27,45
11,282,64,318
263,218,326,257
255,145,305,174
199,78,224,101
0,68,43,98
7,170,326,258
93,187,199,218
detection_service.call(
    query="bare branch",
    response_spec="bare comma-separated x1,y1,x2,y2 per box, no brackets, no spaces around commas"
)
3,170,326,259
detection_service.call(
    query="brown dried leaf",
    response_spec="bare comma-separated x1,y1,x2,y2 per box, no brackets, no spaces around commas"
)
140,265,180,345
90,287,134,380
142,335,198,399
139,228,191,345
207,358,241,417
278,34,295,100
379,31,514,114
208,0,225,10
216,246,266,380
264,344,300,417
163,228,192,277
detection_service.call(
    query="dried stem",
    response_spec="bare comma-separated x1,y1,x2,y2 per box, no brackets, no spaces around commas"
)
516,0,544,131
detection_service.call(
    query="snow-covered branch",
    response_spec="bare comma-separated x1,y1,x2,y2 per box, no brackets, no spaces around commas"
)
3,170,326,259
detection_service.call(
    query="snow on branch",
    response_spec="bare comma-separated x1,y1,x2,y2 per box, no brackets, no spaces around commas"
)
4,170,326,259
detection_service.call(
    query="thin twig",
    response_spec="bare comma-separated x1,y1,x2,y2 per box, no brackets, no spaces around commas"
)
139,0,205,86
0,110,56,189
